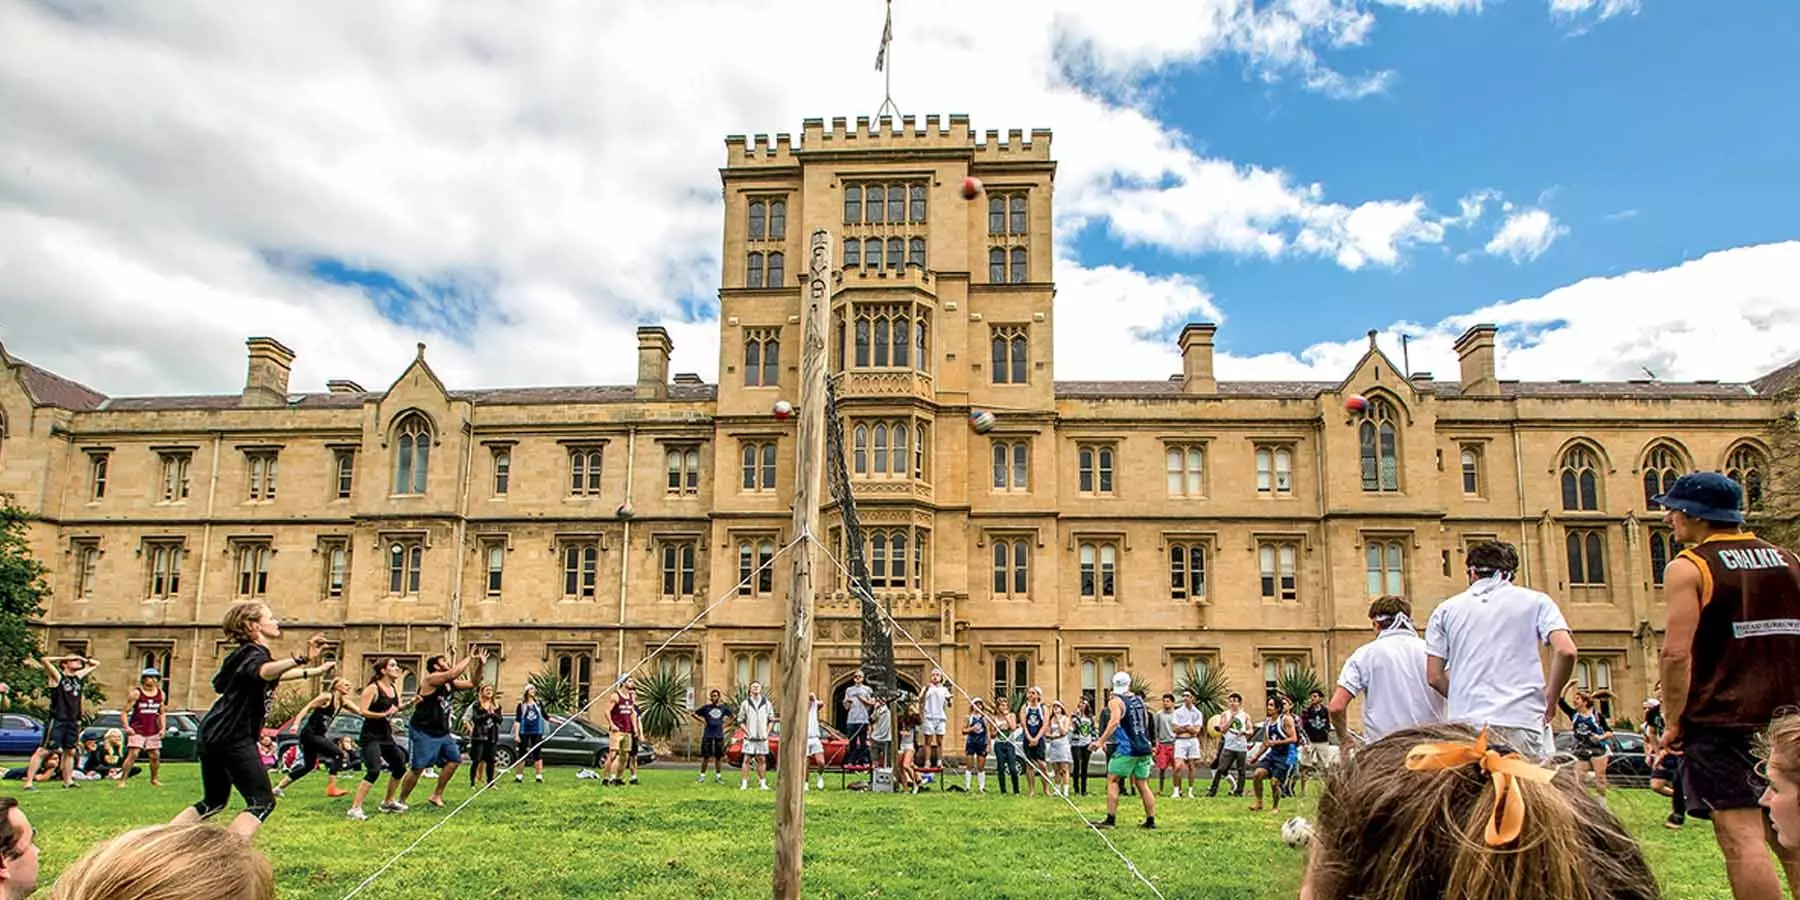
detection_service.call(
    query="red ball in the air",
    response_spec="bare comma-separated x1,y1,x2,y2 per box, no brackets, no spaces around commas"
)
961,177,983,200
1345,394,1369,413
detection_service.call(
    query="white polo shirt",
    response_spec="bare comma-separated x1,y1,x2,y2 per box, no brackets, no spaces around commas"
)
1425,576,1571,730
1171,704,1205,739
1338,622,1446,742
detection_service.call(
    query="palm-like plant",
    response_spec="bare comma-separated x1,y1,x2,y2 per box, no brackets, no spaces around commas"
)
1129,673,1152,699
636,666,692,741
528,671,578,716
1276,668,1325,709
1176,664,1232,721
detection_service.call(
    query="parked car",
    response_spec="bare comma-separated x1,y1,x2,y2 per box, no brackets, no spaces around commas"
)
464,715,655,769
79,711,202,761
725,720,848,769
273,712,412,772
0,715,45,756
1551,729,1652,787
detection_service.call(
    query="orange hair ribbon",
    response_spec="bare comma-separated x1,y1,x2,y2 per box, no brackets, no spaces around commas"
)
1404,727,1556,846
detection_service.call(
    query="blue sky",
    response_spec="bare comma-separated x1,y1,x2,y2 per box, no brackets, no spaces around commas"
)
1,1,1797,394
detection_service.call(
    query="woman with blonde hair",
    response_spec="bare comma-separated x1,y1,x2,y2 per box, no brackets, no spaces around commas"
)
464,683,503,788
1759,711,1800,848
272,677,354,798
51,824,273,900
171,601,333,838
1300,723,1658,900
1045,699,1073,797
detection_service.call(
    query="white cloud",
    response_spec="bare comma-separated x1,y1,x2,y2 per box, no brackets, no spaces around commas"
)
1550,0,1644,22
1485,208,1569,263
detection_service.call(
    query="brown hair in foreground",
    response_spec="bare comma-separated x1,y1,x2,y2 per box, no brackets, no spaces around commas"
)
50,824,274,900
220,601,268,645
1306,723,1659,900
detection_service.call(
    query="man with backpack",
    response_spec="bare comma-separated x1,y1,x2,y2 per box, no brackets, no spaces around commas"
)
1087,671,1156,830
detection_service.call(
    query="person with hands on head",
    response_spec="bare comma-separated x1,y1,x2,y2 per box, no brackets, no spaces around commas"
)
171,602,333,837
23,653,99,791
398,648,487,807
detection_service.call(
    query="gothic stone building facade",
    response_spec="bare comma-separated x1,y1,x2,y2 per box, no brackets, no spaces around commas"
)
0,114,1791,730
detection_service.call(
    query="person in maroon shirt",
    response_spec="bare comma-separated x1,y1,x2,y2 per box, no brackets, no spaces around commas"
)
118,667,167,787
604,678,643,786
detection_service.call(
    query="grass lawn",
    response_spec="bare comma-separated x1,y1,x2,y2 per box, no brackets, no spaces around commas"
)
12,763,1729,898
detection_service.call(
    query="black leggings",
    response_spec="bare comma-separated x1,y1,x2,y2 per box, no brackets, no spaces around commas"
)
192,740,276,822
467,741,498,785
360,739,407,785
1072,744,1093,795
288,733,347,782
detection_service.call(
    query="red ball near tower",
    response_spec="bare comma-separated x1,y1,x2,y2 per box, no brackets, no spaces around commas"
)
772,400,794,420
961,176,983,200
1345,394,1369,413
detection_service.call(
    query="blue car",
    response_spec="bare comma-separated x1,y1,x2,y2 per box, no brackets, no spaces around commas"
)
0,715,46,756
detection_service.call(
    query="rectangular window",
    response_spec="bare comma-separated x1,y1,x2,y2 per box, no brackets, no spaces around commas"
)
553,649,594,711
743,328,781,387
1165,445,1205,498
1169,541,1207,601
159,452,192,502
234,543,272,598
1172,655,1218,693
145,542,182,600
736,538,777,597
987,192,1028,236
991,440,1029,491
1079,655,1121,716
1077,444,1115,496
245,451,279,501
87,453,109,501
73,543,99,599
991,538,1030,599
1259,541,1300,601
741,441,777,492
733,651,773,691
561,541,600,600
1255,446,1293,495
1460,446,1483,496
1574,655,1617,718
484,543,505,597
987,246,1029,284
1566,528,1608,586
993,653,1031,710
1648,528,1682,587
468,642,502,689
1263,654,1306,703
1365,539,1407,597
491,448,511,497
1078,540,1118,601
665,447,701,496
387,541,423,596
333,450,355,499
989,325,1029,384
660,540,698,599
568,448,603,497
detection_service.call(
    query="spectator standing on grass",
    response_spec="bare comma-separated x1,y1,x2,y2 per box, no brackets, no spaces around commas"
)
1069,698,1097,797
1021,686,1050,797
512,684,546,784
1425,541,1576,762
868,695,892,772
895,703,921,793
464,684,503,789
805,692,828,791
1046,700,1073,797
0,798,36,899
174,602,332,837
961,697,989,793
990,694,1020,795
738,680,775,791
1329,595,1445,751
843,670,875,767
691,688,733,784
1152,693,1178,798
1297,690,1335,795
23,654,98,792
603,677,644,787
921,670,951,770
50,824,274,900
1171,691,1204,799
117,668,166,787
1655,472,1800,900
1088,671,1156,830
399,650,484,808
1207,693,1251,797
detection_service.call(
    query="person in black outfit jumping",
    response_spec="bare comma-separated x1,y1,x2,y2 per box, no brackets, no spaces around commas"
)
272,678,354,798
171,601,333,838
347,658,417,820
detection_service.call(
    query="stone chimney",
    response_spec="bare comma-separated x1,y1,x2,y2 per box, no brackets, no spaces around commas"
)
1178,323,1217,393
241,337,296,408
326,379,365,394
1454,324,1499,396
636,326,673,400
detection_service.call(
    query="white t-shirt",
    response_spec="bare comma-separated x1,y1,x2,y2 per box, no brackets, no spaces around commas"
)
807,700,822,739
923,684,950,720
1338,624,1447,742
1219,710,1251,752
1171,704,1205,738
870,703,893,742
1425,576,1571,730
844,684,874,725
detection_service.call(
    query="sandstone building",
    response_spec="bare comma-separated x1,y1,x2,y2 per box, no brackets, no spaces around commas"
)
0,114,1792,731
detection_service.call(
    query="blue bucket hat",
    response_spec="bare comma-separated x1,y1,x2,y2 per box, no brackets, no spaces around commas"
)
1653,472,1744,524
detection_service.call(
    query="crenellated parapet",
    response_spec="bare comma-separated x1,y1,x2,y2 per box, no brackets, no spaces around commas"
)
725,114,1051,166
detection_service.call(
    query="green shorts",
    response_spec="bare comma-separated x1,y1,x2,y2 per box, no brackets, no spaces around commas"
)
1107,753,1151,780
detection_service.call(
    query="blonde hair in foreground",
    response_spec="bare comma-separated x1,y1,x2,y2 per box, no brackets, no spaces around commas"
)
1306,723,1660,900
51,824,274,900
1761,710,1800,782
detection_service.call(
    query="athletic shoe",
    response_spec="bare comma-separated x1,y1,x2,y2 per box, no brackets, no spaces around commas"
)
740,781,749,790
1186,788,1196,799
1169,789,1179,799
514,774,523,783
534,775,543,783
1140,819,1157,829
382,800,408,813
714,774,724,783
422,768,438,779
346,807,368,820
697,774,706,783
628,777,639,785
1089,817,1116,829
271,786,285,797
760,780,770,790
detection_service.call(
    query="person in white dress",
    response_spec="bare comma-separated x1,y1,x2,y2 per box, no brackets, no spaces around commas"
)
805,692,827,791
1045,700,1073,796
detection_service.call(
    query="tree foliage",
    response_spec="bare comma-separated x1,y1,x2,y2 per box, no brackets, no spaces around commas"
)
528,671,578,717
635,665,691,741
0,504,103,716
1176,664,1233,721
1753,387,1800,550
1276,668,1325,709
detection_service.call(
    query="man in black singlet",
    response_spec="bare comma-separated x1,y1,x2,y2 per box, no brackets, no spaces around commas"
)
399,650,485,808
24,655,96,790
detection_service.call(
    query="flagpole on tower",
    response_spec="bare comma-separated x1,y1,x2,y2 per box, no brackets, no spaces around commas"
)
875,0,898,119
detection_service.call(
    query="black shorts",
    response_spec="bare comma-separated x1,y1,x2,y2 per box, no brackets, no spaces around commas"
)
1024,741,1047,762
700,737,726,759
1572,745,1608,762
518,736,543,764
42,719,80,751
1680,728,1763,820
1652,752,1681,784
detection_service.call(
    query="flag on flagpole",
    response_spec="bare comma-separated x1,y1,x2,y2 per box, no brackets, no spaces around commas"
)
875,1,892,71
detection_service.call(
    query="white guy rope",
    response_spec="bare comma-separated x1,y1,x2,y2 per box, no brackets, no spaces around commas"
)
811,536,1170,900
339,534,809,899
